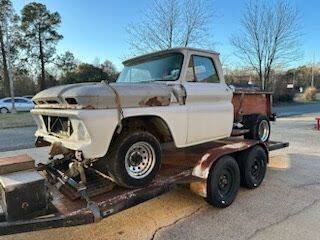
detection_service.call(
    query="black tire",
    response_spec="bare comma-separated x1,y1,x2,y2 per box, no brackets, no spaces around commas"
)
244,115,270,142
105,130,162,188
206,156,240,208
0,107,9,114
238,145,267,189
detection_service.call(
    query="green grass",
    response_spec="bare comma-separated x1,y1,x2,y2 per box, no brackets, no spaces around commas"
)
0,112,36,129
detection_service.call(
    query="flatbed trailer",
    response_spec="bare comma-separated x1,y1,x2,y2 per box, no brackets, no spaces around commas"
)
0,138,288,236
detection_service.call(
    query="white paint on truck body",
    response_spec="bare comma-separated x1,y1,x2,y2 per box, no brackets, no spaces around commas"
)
32,104,188,159
31,47,234,160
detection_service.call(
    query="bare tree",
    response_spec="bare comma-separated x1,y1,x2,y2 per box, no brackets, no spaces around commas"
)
182,0,212,47
126,0,214,55
230,0,302,91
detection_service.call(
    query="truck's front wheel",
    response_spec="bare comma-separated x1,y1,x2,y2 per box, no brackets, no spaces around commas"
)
106,130,162,188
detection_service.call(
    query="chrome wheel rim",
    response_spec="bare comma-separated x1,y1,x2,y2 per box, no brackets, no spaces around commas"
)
125,141,156,179
258,120,270,142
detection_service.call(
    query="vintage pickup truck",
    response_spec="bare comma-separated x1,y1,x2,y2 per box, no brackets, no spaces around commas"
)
31,47,275,188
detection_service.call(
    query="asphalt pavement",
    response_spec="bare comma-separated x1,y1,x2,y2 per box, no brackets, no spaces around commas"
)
1,113,320,240
153,114,320,240
273,102,320,117
0,126,36,152
0,105,320,240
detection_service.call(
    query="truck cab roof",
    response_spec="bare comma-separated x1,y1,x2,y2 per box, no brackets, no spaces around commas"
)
123,47,220,66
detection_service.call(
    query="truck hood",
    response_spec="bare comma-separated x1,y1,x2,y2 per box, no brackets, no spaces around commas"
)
32,81,173,109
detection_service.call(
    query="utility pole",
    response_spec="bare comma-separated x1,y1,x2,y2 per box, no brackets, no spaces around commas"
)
4,15,16,113
311,51,315,88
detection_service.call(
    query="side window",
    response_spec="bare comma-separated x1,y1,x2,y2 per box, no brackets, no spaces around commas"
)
192,56,220,83
3,99,12,103
15,99,28,103
186,57,195,82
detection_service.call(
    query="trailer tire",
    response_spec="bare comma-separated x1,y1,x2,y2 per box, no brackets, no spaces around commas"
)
238,145,267,189
244,115,270,142
105,130,162,188
206,156,240,208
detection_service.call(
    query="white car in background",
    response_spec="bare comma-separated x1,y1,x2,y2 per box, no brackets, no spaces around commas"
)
0,97,34,114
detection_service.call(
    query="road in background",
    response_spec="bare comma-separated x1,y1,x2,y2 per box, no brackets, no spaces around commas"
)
0,126,36,152
274,102,320,117
0,102,319,152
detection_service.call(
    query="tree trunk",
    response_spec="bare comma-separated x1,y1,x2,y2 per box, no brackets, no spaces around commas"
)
38,30,46,90
258,71,263,91
0,27,10,97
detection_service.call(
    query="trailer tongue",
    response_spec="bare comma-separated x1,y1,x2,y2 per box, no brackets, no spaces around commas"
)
0,139,288,236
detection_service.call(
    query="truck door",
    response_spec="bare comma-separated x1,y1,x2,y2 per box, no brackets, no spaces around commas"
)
182,55,234,145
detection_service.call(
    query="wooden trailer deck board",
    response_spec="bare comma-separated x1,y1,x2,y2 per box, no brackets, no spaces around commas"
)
0,155,34,175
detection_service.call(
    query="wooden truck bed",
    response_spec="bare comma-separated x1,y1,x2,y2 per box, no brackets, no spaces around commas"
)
232,91,274,122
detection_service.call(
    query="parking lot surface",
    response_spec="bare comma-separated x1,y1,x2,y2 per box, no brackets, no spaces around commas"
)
1,113,320,240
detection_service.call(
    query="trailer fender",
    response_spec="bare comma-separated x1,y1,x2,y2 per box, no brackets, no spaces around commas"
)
190,140,268,198
193,141,268,178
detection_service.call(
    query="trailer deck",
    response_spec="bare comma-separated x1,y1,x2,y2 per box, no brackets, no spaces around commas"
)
0,139,288,236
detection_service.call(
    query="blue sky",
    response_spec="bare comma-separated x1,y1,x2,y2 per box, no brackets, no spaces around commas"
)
13,0,320,70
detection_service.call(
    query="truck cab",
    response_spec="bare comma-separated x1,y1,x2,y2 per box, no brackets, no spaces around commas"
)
117,48,234,146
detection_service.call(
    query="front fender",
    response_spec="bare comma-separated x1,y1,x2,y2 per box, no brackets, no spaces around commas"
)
122,105,188,148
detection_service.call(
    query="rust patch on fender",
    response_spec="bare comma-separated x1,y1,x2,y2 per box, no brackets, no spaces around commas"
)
190,181,207,198
139,96,170,107
192,139,261,180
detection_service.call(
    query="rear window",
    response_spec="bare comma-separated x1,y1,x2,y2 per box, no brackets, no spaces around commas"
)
187,55,220,83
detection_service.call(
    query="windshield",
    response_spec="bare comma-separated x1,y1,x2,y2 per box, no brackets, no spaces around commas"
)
117,53,184,83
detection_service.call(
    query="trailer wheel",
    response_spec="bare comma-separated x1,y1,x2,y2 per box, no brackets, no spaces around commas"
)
244,115,270,142
238,145,267,189
105,130,162,188
206,156,240,208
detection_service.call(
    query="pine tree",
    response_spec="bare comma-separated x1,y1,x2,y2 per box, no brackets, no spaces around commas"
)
21,3,63,90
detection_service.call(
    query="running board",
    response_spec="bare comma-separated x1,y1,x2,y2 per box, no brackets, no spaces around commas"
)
231,129,250,137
